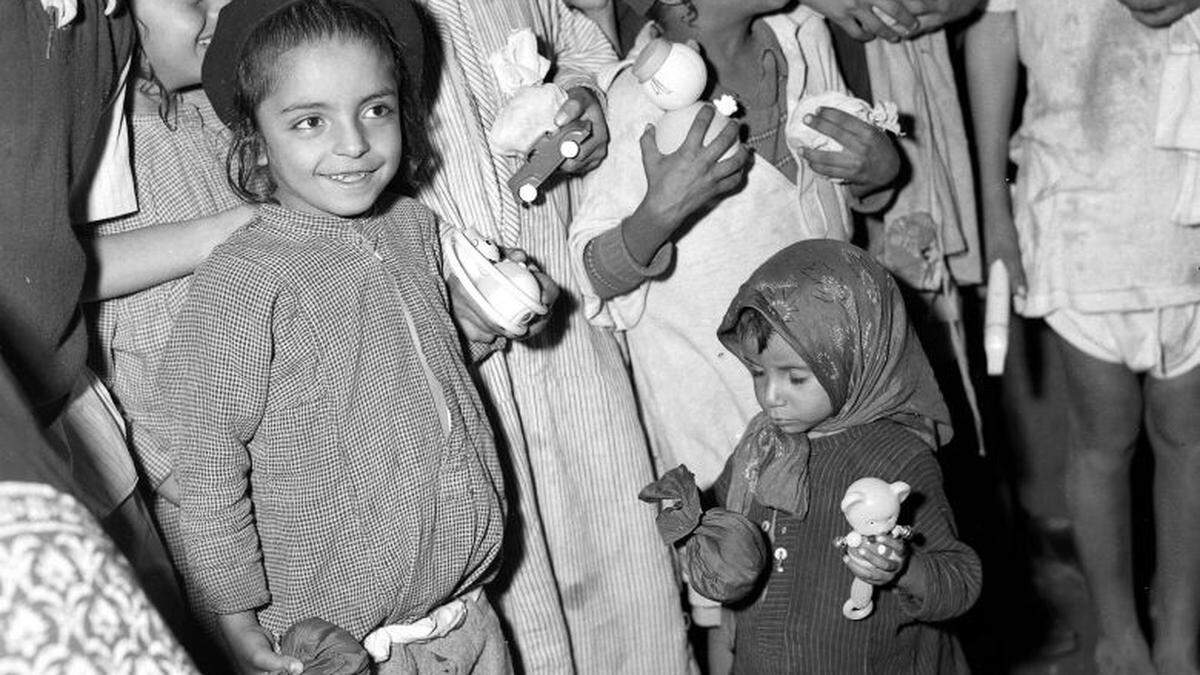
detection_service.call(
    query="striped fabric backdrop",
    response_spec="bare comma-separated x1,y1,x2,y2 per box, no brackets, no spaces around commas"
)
413,1,693,673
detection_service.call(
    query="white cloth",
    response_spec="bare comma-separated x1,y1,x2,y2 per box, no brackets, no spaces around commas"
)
1155,12,1200,225
995,1,1200,317
1046,303,1200,379
569,10,851,487
69,58,137,225
363,589,478,663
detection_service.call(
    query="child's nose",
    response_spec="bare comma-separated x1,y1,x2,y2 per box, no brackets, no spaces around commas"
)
335,122,369,158
763,379,783,407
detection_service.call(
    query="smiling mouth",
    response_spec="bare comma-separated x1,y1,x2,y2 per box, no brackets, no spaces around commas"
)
198,35,212,48
322,170,377,184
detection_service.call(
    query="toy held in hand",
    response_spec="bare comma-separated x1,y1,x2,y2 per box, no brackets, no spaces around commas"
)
506,120,592,204
833,477,913,620
639,465,768,603
279,618,370,675
654,96,739,159
443,228,548,336
632,38,708,111
790,91,902,153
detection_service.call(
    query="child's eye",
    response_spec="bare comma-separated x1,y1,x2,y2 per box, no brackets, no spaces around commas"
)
363,104,394,119
293,116,323,131
748,366,765,378
788,372,808,385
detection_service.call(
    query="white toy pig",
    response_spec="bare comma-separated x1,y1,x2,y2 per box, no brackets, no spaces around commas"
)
834,477,913,620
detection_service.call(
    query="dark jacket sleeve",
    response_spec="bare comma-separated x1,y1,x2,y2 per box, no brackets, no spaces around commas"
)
894,448,982,623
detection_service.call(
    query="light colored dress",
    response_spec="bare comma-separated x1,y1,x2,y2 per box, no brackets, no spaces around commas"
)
568,10,851,488
413,1,691,673
989,0,1200,317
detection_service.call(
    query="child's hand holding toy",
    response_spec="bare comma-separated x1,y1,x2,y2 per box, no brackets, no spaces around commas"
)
790,91,902,200
842,530,909,586
834,477,915,620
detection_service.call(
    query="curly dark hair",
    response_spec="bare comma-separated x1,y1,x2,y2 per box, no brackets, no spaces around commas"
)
224,0,431,203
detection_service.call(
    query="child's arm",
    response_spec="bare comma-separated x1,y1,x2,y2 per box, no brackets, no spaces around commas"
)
582,107,750,298
892,450,982,621
160,253,294,671
541,0,619,175
82,204,256,301
964,8,1025,291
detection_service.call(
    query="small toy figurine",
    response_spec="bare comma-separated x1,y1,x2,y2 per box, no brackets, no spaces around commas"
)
442,228,548,335
833,477,913,620
507,119,593,205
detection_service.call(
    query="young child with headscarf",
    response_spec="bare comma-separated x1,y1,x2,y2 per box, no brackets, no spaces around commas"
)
645,239,981,673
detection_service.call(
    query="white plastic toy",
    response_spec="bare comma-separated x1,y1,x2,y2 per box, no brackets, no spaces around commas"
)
834,477,913,620
632,38,708,111
630,38,737,158
442,228,548,336
984,259,1011,376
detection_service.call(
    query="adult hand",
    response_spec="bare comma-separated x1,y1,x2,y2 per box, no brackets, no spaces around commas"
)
897,0,985,35
842,533,908,586
216,611,302,675
982,202,1028,295
638,105,751,234
1116,0,1200,27
800,107,900,196
805,0,919,41
555,86,610,175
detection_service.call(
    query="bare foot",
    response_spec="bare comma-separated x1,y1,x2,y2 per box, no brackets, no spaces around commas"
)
1095,630,1154,675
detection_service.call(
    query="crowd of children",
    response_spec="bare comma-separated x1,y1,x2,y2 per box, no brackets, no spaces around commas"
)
1,0,1198,673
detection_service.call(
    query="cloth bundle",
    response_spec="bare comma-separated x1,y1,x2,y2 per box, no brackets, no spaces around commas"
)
280,619,371,675
638,465,768,603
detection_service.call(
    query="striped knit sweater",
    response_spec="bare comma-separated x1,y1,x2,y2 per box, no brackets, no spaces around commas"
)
715,420,980,674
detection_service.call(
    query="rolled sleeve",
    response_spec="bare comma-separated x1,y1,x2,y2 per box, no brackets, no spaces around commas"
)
583,226,673,299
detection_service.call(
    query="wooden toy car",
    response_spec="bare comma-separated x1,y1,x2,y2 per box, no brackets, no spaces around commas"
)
507,119,592,205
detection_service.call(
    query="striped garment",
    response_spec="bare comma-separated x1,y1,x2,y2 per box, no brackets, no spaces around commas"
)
714,420,980,674
413,1,692,673
160,200,506,641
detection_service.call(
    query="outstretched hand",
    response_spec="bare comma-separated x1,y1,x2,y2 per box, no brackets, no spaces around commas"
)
638,105,751,235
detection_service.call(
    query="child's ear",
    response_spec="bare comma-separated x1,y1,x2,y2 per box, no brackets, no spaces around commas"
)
257,149,269,167
889,481,911,503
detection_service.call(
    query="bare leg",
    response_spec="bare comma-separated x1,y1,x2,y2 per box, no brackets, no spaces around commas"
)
1053,335,1154,674
1144,364,1200,675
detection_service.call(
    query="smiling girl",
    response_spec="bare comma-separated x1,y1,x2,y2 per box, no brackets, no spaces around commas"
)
159,0,510,672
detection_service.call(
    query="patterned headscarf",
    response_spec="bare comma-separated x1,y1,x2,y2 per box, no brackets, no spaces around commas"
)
716,240,951,518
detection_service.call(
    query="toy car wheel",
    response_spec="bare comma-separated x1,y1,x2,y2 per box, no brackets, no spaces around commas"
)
518,183,539,204
559,140,581,159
